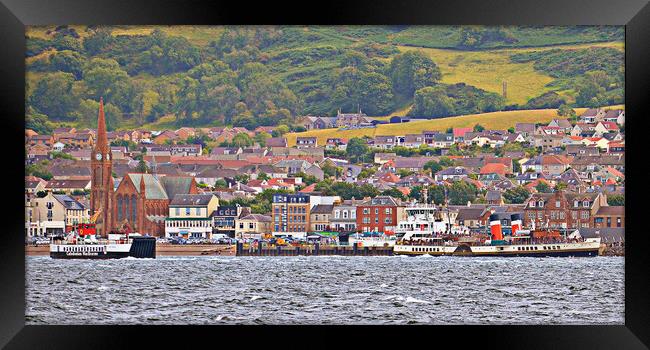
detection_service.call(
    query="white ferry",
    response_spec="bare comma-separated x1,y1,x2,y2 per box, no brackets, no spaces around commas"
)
49,223,156,259
348,232,398,247
394,213,602,257
395,203,468,238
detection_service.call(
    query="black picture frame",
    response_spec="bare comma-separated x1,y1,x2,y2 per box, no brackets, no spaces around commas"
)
1,0,648,348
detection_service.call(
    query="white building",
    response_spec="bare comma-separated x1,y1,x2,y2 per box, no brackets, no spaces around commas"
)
165,194,219,239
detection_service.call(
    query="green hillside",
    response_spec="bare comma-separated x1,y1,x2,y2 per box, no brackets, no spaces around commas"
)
25,25,624,133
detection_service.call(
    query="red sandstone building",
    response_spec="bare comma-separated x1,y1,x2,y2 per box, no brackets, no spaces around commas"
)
356,196,404,233
523,190,608,230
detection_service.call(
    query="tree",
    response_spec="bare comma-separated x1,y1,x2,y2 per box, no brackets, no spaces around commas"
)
381,188,407,201
607,194,624,206
29,72,79,120
410,86,456,117
136,160,150,173
257,172,270,181
254,132,271,147
503,186,530,204
473,124,485,132
535,181,552,193
231,133,254,147
321,161,342,178
49,50,84,79
234,174,250,183
448,181,479,205
558,104,577,118
389,50,442,98
272,125,290,137
82,58,130,103
438,157,455,167
214,179,228,188
346,137,370,163
424,160,442,174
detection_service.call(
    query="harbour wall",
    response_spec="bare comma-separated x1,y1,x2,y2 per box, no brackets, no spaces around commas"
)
236,243,394,256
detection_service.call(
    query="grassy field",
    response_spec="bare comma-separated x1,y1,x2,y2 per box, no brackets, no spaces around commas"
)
285,105,624,147
396,41,624,106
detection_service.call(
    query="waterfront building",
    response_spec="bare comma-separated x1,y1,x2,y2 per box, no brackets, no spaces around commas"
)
330,199,360,232
272,193,311,237
593,206,625,228
25,192,88,237
113,173,198,236
356,195,404,233
210,205,250,237
165,194,219,239
523,190,608,230
309,204,334,232
235,214,272,239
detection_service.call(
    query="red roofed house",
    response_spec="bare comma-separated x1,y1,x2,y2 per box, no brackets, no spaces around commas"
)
594,121,619,136
480,163,509,176
452,127,473,142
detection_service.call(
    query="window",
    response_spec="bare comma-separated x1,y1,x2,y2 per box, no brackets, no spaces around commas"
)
363,218,370,224
571,211,577,219
334,210,340,219
538,200,544,207
375,208,379,215
581,211,589,220
195,208,200,216
574,200,579,207
559,212,565,220
363,208,369,215
385,208,392,215
185,208,190,215
583,201,590,208
555,201,561,208
384,218,392,224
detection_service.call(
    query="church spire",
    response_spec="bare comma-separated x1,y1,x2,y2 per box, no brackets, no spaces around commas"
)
96,97,108,150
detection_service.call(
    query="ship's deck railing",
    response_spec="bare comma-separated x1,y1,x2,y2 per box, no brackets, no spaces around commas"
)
52,238,134,245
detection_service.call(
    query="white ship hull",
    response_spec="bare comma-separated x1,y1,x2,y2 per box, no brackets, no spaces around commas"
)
393,239,602,257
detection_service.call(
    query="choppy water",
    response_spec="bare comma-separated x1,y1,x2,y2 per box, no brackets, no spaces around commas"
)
26,255,624,324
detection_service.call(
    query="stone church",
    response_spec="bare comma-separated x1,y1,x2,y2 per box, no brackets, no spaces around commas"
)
90,98,198,237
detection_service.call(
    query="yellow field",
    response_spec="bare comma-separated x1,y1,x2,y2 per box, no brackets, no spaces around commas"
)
286,105,624,146
397,41,624,106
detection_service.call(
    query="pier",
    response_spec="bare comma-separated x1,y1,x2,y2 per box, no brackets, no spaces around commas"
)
236,242,394,256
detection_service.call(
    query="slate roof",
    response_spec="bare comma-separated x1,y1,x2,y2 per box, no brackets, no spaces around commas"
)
160,176,195,200
53,194,86,210
311,204,334,214
169,194,215,207
127,174,169,200
240,214,272,222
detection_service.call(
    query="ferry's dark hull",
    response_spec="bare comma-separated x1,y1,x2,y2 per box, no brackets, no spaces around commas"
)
50,237,156,259
50,251,131,259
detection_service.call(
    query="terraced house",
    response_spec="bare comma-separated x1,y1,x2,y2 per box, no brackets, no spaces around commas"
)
523,190,608,230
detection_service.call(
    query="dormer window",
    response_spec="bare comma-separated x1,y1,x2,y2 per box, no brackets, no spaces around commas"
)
574,200,579,207
530,201,536,208
583,200,590,207
538,200,544,207
555,201,561,208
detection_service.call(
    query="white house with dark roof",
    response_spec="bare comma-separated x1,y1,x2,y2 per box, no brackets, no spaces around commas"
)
165,194,219,239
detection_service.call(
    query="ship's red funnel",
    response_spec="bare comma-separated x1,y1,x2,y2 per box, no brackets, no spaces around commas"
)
489,214,503,241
